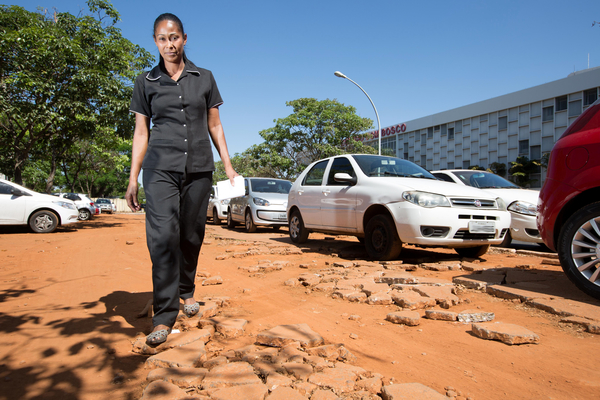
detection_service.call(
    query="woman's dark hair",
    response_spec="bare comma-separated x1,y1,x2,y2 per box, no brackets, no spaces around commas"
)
153,13,184,36
153,13,186,64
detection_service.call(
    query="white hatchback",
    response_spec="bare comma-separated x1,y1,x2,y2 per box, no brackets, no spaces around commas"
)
0,179,79,233
287,155,511,260
431,169,542,247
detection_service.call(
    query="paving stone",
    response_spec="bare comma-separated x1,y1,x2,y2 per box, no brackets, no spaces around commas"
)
146,367,208,388
202,276,223,285
377,271,418,285
243,347,280,364
133,330,212,355
266,386,308,400
336,346,358,364
391,290,436,310
283,362,314,380
332,289,366,302
410,277,454,286
487,285,550,301
461,262,490,272
457,310,495,323
505,270,554,284
471,322,540,345
354,262,383,268
411,285,459,308
199,317,247,338
253,361,284,377
304,355,332,371
293,381,318,397
332,362,368,378
285,279,299,286
381,383,447,399
425,310,458,321
265,372,294,390
366,292,393,305
314,282,336,292
356,376,383,394
420,262,462,271
526,297,600,321
452,276,488,290
177,302,219,329
308,367,358,394
202,362,262,389
299,273,322,286
310,389,340,400
305,344,341,360
202,356,228,369
516,249,558,258
541,258,561,266
140,380,197,400
560,316,595,330
332,261,355,268
255,323,325,348
145,340,207,369
386,311,421,326
487,247,516,255
208,383,268,400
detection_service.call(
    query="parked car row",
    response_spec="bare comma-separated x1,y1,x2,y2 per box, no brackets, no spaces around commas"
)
52,192,99,221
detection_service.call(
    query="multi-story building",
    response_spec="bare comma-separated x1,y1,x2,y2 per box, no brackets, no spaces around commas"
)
363,66,600,187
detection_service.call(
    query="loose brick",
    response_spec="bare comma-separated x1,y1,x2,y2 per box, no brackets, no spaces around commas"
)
386,311,420,326
471,322,539,345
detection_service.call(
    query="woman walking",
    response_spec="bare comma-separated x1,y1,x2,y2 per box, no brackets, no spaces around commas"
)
126,13,237,345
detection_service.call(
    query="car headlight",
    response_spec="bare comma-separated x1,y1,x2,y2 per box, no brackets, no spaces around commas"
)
496,197,507,211
55,201,76,210
253,197,270,206
402,191,450,208
508,200,537,216
220,199,230,205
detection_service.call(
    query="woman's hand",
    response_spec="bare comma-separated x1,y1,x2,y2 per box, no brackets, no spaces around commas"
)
126,181,140,212
225,166,239,186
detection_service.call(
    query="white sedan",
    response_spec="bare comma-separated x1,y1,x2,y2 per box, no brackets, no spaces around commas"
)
0,179,79,233
431,169,542,247
287,155,511,260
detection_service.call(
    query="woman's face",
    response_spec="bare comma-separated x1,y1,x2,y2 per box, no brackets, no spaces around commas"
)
154,20,187,64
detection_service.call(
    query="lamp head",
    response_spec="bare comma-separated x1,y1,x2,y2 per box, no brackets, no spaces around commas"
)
334,71,347,79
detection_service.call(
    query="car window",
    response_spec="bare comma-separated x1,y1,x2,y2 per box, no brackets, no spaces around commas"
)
327,157,356,185
433,173,455,183
351,155,436,179
65,193,81,201
302,160,329,186
454,171,519,189
0,183,14,195
250,179,292,194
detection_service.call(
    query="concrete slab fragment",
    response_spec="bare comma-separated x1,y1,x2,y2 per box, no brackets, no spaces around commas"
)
381,383,447,399
255,323,324,348
472,322,540,345
145,340,207,369
202,362,262,389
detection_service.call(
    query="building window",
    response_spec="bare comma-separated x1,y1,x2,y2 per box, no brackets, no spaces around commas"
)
530,145,541,160
498,116,508,130
420,155,426,166
415,132,420,142
421,133,426,143
462,160,470,169
454,121,462,133
381,137,396,155
519,140,529,155
427,127,434,139
569,100,582,117
584,88,598,106
447,161,454,169
556,96,567,112
434,125,440,132
480,114,488,122
448,127,454,140
542,106,554,122
441,124,447,136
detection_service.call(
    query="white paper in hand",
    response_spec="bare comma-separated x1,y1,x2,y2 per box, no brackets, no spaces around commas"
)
216,176,245,200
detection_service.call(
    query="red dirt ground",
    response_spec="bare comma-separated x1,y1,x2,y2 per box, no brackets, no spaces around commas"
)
1,213,599,400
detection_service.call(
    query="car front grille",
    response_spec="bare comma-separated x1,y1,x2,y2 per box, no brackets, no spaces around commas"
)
453,230,496,240
450,198,497,208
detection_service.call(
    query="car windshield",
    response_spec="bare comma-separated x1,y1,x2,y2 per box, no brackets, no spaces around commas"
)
97,199,110,204
451,171,520,189
351,155,436,179
250,179,292,194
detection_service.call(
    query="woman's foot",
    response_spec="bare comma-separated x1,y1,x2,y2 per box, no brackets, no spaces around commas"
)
146,324,171,346
183,298,200,318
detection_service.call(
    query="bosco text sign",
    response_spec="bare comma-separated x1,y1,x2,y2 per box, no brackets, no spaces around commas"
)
358,123,407,141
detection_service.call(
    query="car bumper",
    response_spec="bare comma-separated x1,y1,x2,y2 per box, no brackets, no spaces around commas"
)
537,178,579,251
253,208,288,226
61,212,81,225
387,202,511,247
509,212,543,243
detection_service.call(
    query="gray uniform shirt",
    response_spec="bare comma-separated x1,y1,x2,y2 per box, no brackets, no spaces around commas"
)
130,58,223,173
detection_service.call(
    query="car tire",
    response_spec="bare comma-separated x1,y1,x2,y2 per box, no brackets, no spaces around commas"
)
454,245,490,258
494,231,512,248
289,209,309,244
226,208,236,229
213,208,221,225
365,214,402,261
78,208,91,221
245,210,257,233
557,202,600,299
29,210,59,233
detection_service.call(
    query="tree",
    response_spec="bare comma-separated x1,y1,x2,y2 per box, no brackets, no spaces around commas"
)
213,149,276,184
488,162,507,177
248,98,376,180
0,1,153,186
509,156,541,187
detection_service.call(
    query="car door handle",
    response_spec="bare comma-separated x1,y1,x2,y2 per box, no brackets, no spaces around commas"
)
322,189,330,196
298,189,304,195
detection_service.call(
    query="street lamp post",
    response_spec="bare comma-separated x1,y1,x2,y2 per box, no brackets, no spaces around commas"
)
334,71,382,156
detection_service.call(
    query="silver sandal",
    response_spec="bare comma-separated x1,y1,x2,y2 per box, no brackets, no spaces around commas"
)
146,328,171,346
183,302,200,317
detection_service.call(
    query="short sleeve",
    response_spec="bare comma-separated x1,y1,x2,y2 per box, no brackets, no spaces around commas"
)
206,71,224,109
130,73,151,117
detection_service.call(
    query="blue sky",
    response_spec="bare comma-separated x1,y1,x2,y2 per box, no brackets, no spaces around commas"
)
15,0,600,160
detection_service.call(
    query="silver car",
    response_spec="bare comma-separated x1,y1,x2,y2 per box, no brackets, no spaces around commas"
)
227,177,292,232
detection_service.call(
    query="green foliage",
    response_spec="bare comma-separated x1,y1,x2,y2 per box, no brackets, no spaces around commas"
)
468,165,485,171
0,1,153,186
509,156,541,187
249,98,376,180
488,162,507,177
213,149,276,183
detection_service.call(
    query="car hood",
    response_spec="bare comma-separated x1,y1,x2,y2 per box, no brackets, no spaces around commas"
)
478,188,540,206
368,177,499,200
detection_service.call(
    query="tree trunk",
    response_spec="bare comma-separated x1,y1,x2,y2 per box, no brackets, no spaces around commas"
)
45,154,57,194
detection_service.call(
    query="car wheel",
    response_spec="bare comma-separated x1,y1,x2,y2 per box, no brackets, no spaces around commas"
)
78,208,91,221
226,209,236,229
494,231,512,248
454,245,490,258
29,210,58,233
289,209,309,243
557,202,600,299
213,208,221,225
365,214,402,261
245,210,257,233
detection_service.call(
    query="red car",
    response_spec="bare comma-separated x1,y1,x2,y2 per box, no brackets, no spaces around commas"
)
537,97,600,299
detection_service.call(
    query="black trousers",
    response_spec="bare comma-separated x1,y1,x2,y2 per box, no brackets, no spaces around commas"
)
143,169,212,328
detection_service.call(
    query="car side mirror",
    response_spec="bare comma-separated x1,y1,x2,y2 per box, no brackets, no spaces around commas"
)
334,173,357,185
11,188,29,197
